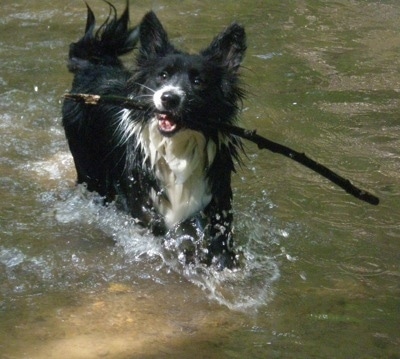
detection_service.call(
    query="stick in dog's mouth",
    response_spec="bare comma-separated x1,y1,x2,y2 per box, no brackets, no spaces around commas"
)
63,92,380,206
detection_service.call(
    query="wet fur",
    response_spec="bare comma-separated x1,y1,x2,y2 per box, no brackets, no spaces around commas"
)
62,3,246,269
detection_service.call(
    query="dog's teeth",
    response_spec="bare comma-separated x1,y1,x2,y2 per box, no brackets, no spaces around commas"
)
157,113,177,133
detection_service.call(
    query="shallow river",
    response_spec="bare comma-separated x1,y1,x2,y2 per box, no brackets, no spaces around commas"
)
1,0,399,358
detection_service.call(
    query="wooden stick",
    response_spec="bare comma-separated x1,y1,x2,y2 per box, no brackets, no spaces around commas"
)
214,123,379,205
64,92,380,205
64,93,149,111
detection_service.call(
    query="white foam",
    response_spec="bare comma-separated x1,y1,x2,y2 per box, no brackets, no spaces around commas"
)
52,185,281,311
23,151,74,180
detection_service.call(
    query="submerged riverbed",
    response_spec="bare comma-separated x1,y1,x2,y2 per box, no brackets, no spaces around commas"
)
1,0,399,358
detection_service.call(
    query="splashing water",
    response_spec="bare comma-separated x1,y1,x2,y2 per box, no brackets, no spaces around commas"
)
52,184,281,311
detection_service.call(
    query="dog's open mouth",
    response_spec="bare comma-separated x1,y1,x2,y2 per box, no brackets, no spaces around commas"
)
157,113,181,135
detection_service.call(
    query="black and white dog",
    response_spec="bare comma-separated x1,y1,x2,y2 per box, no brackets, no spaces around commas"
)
62,3,247,269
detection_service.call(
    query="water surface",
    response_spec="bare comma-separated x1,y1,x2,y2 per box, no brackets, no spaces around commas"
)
1,0,399,358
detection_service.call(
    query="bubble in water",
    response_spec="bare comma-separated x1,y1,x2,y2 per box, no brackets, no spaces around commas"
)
0,247,26,268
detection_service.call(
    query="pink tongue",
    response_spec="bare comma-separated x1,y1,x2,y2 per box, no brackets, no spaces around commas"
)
158,114,176,132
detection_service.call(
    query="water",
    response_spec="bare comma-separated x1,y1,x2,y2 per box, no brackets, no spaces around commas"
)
1,0,399,358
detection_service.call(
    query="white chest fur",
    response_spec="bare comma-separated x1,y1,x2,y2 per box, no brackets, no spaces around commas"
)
136,118,217,228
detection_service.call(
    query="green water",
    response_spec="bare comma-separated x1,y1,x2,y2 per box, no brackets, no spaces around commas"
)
1,0,399,358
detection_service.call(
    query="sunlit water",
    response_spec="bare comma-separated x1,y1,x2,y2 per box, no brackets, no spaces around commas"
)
1,0,399,358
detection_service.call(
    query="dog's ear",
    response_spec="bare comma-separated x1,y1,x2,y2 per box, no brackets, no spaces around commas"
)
139,11,175,58
201,23,246,72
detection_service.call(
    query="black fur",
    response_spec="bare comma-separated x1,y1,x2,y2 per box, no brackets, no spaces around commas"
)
62,3,246,269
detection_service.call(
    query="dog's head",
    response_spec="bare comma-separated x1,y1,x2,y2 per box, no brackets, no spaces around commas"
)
131,12,246,137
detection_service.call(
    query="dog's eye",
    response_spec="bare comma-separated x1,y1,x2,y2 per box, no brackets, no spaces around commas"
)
159,71,169,81
192,76,204,87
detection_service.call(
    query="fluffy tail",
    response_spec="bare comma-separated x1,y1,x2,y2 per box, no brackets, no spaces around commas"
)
67,2,139,73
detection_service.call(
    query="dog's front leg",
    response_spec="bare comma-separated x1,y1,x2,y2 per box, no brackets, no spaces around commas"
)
204,200,238,270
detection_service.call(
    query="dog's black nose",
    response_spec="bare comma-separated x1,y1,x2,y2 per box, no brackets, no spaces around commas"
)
161,91,181,110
